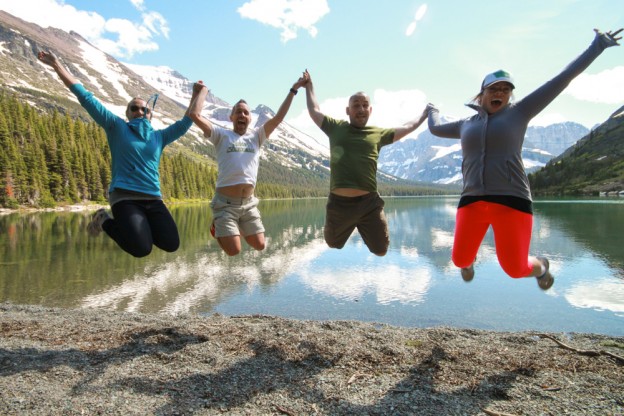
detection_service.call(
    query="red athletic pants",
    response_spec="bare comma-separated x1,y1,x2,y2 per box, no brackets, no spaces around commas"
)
452,201,533,278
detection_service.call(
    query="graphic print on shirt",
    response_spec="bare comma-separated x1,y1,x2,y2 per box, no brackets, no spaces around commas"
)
226,139,255,154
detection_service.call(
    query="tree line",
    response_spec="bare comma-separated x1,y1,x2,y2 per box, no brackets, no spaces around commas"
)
0,91,449,209
0,91,217,208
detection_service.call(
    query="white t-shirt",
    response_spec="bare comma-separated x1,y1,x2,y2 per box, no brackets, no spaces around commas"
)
207,125,267,188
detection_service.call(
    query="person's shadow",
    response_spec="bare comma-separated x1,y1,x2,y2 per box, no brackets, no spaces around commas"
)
1,328,530,415
116,339,333,414
308,345,531,415
111,342,526,414
0,327,208,389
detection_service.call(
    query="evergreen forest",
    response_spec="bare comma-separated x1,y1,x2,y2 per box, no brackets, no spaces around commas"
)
0,91,216,208
0,91,449,209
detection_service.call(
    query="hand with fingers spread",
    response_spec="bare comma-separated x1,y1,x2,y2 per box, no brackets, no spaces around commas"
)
594,27,623,47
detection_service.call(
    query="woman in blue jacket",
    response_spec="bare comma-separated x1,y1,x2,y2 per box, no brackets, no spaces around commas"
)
426,28,621,290
38,51,201,257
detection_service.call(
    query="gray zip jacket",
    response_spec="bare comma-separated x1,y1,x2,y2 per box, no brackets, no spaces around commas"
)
428,31,617,202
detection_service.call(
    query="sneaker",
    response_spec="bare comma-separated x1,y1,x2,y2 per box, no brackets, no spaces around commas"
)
210,221,216,238
460,265,474,282
536,256,554,290
87,208,110,236
460,257,476,282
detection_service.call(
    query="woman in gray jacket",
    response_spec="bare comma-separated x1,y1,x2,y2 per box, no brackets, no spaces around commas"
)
426,28,621,290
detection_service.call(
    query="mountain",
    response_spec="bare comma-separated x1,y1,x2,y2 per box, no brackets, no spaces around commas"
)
0,10,332,194
528,104,624,195
379,116,589,185
3,9,609,200
121,62,331,178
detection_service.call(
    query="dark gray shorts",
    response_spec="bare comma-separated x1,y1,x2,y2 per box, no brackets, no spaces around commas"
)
324,192,389,255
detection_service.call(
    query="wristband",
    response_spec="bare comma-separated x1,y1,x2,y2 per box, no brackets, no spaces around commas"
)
290,88,298,95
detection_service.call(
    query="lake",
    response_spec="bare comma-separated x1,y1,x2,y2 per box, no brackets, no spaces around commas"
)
1,197,622,336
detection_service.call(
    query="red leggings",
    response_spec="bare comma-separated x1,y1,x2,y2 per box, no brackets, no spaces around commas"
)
452,201,533,278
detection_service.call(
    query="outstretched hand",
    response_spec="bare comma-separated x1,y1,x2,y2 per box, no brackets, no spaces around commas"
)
594,28,623,46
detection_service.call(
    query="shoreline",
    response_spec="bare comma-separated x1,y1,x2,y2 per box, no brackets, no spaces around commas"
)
1,302,622,415
0,203,108,215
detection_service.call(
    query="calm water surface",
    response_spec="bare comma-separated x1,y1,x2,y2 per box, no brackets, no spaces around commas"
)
1,197,623,335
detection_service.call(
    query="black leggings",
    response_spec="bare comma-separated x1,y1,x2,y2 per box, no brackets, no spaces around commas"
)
102,199,180,258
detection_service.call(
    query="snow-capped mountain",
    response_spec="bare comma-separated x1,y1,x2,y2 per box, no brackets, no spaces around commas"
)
124,62,330,173
0,10,329,183
379,118,589,185
0,9,598,189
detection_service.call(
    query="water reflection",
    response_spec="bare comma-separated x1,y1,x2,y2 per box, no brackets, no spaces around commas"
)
566,278,624,314
300,262,432,305
1,197,623,334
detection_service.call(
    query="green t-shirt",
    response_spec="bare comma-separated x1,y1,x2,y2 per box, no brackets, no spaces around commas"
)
321,116,395,192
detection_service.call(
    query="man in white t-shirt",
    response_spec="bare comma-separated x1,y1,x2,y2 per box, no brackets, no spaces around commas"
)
190,76,306,255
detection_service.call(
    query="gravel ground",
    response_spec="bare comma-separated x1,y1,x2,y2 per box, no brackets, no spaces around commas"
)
1,303,623,415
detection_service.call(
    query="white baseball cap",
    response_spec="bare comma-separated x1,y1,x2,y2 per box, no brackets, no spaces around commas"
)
481,70,515,90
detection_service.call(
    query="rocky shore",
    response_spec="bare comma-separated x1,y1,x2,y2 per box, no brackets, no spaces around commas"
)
0,303,623,415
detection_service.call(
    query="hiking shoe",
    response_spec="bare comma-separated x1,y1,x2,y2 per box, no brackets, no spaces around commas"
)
461,265,474,282
87,208,110,236
536,256,554,290
460,257,476,282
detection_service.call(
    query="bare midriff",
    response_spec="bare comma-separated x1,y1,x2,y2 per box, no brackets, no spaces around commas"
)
331,188,370,197
216,183,255,198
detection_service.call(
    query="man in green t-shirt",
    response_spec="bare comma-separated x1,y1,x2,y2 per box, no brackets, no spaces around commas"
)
302,70,427,256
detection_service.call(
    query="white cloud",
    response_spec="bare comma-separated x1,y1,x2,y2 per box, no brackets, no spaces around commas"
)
129,0,145,12
237,0,329,43
529,112,568,127
414,3,428,20
565,66,624,104
405,3,427,37
0,0,168,58
369,88,428,128
288,88,428,147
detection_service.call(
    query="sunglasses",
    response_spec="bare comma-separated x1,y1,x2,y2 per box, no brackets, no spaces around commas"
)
129,105,150,113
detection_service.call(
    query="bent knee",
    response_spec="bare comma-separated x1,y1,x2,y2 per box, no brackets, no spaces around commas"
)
501,265,531,279
160,242,179,253
224,248,241,256
326,242,345,249
130,247,152,258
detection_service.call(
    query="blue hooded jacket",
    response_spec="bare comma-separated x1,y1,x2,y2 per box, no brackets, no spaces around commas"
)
70,84,192,197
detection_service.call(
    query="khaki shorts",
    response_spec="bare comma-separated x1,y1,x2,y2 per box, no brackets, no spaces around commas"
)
324,192,389,255
210,193,265,238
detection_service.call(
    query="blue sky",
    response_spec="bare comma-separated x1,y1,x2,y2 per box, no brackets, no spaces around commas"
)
2,0,623,144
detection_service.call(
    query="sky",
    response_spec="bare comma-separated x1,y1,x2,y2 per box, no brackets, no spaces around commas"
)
1,0,623,145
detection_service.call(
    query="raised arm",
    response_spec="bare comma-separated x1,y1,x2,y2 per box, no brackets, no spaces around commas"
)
262,75,307,138
517,28,622,120
302,70,324,128
37,51,79,89
426,103,461,139
392,107,428,142
188,81,213,137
